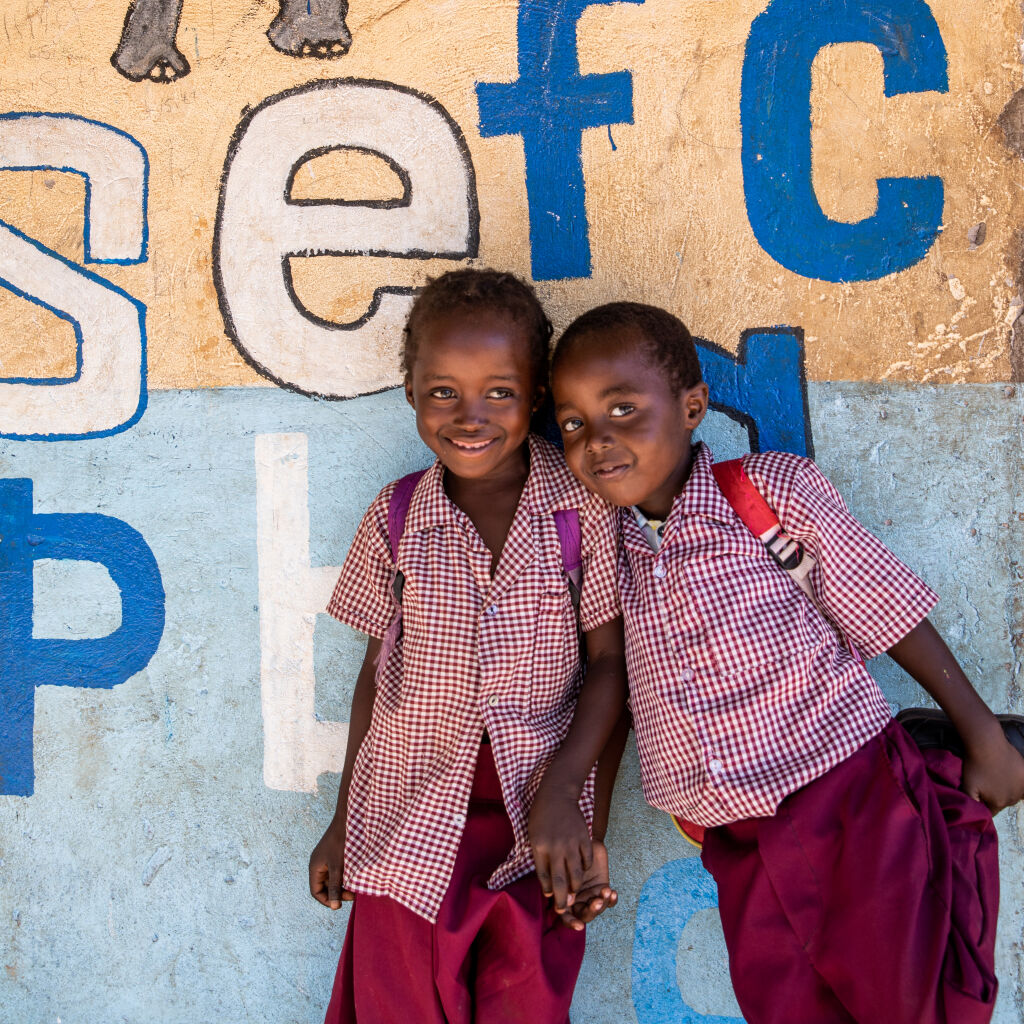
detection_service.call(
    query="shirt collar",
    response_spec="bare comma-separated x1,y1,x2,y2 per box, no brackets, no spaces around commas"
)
619,443,736,541
676,443,735,526
403,434,589,535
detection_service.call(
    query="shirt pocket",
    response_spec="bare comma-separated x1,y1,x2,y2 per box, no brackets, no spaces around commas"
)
529,588,581,718
684,558,817,675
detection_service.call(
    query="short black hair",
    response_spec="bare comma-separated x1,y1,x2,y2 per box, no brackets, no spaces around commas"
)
402,268,552,388
553,301,702,396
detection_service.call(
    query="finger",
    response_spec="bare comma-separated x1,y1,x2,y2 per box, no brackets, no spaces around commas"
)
567,848,587,898
575,896,604,924
309,859,330,906
580,837,594,874
558,908,586,931
550,857,573,912
534,850,554,898
327,858,344,910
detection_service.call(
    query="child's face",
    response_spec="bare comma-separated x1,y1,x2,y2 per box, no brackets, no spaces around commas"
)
405,308,542,481
552,326,707,517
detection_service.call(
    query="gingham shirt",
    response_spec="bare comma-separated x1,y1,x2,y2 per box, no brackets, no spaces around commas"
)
327,435,621,921
620,444,938,827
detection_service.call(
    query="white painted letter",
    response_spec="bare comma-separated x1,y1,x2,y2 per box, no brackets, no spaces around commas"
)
216,80,478,398
256,432,347,792
0,113,147,440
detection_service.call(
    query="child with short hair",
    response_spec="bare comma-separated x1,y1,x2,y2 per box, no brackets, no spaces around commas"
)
530,301,1024,1023
309,270,628,1024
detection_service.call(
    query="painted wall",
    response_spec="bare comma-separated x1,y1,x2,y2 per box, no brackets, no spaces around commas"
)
1,2,1023,1021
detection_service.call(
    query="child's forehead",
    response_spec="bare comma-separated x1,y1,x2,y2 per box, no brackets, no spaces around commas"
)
557,323,660,378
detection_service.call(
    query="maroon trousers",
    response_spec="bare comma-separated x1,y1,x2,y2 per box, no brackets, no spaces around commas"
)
701,720,999,1024
324,742,585,1024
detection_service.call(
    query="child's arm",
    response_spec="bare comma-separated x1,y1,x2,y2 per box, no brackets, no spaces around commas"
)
888,620,1024,812
529,616,628,919
308,636,381,909
559,706,631,930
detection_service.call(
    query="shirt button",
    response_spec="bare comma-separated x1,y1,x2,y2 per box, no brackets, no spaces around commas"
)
708,758,724,776
452,812,466,826
486,605,499,616
487,694,500,707
680,668,695,683
653,563,667,579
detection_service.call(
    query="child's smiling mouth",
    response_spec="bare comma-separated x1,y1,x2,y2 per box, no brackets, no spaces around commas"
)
446,436,500,453
592,461,630,480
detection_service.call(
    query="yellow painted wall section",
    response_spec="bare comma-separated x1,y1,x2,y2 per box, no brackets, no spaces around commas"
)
0,0,1021,392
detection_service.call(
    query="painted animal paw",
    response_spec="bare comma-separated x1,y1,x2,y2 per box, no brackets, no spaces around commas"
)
267,0,352,58
113,44,190,82
112,0,191,82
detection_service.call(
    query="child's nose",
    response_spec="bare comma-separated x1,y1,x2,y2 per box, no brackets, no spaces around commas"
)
584,427,613,452
453,397,487,425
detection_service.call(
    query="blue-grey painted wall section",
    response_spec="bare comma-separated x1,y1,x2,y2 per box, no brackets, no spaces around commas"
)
0,382,1021,1023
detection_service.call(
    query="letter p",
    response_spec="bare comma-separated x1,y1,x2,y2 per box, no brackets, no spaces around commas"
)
0,479,165,796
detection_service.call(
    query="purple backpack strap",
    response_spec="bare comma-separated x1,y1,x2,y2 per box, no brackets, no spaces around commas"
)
387,469,428,559
553,508,583,592
377,469,427,669
554,508,585,662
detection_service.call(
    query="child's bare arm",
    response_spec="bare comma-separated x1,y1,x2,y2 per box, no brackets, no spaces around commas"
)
529,616,627,917
558,707,631,930
888,620,1024,812
308,636,381,909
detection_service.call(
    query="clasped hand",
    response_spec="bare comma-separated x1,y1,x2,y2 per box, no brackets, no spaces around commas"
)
528,792,617,931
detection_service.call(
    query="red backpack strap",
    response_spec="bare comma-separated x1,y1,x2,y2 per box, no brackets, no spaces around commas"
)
712,459,803,571
712,457,861,663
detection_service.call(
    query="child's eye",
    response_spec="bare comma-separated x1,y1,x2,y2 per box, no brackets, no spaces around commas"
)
609,404,635,418
487,388,515,399
429,387,456,400
560,417,583,434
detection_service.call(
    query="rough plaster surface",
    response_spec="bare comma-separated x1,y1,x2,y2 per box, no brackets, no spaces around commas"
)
0,0,1021,390
0,382,1021,1023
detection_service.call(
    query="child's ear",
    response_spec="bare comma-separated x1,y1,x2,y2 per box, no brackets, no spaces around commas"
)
532,383,548,412
404,376,415,409
682,382,709,429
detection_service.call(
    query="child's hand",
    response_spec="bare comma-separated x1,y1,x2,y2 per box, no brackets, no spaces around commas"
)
962,735,1024,814
308,819,355,909
529,791,592,915
560,840,617,932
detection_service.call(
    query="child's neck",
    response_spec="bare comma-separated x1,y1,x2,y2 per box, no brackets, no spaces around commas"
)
635,442,696,521
444,442,530,575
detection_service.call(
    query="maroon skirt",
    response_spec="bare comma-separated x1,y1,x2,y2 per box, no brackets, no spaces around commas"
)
702,719,999,1024
324,742,586,1024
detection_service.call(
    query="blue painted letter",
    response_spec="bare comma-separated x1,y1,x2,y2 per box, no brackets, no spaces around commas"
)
697,329,812,457
741,0,948,282
476,0,643,280
633,858,744,1024
0,479,165,795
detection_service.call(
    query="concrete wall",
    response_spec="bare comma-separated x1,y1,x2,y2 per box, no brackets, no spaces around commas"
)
1,2,1023,1021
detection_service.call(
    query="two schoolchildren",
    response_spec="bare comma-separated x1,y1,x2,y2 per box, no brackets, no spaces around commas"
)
310,270,1024,1023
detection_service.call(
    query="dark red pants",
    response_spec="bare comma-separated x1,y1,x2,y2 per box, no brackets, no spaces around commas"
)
702,720,999,1024
324,743,585,1024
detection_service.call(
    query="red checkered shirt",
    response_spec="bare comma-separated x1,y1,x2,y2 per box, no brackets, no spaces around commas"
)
327,435,621,921
620,444,938,827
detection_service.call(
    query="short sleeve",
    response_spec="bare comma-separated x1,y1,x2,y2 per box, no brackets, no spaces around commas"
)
326,483,397,639
749,454,938,660
577,495,622,633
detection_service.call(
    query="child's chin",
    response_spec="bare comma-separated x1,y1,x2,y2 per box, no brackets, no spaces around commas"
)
587,478,635,507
